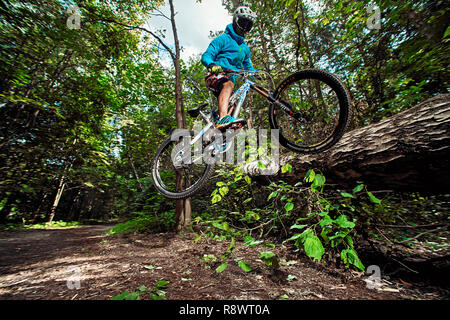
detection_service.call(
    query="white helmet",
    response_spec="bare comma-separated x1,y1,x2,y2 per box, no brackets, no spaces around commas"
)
232,6,257,36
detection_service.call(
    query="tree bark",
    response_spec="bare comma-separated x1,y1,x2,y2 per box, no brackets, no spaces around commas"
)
245,94,450,193
47,175,67,223
168,0,191,232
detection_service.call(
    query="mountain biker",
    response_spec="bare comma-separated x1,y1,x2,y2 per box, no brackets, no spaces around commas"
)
201,5,259,129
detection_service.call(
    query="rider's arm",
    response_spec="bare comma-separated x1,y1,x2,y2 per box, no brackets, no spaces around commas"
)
201,35,225,69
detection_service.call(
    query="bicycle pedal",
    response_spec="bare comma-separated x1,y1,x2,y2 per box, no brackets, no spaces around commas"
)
230,123,244,130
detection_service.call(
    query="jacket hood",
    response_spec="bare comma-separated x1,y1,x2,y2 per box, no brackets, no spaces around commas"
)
225,23,244,45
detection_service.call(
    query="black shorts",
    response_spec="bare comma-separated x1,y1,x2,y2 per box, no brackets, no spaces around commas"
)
205,72,231,97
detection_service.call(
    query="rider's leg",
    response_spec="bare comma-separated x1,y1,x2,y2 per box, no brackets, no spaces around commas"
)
215,80,245,129
218,80,234,119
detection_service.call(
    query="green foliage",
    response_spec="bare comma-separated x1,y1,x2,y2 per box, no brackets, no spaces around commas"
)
279,171,373,270
258,251,280,269
238,260,252,272
215,262,228,273
25,220,81,230
107,211,175,235
111,280,169,300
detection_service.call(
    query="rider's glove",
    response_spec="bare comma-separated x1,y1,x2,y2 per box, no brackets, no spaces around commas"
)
208,64,223,75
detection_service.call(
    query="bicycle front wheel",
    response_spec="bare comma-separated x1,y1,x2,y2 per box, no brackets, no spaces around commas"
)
151,130,215,199
269,69,351,154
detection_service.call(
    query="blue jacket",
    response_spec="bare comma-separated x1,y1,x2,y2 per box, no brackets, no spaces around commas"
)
201,24,256,80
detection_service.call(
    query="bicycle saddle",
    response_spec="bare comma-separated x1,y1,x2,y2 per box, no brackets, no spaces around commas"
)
187,103,208,118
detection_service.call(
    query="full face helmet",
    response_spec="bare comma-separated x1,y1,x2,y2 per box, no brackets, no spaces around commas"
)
232,6,257,37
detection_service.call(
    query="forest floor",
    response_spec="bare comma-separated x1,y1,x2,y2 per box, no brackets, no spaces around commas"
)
0,224,448,300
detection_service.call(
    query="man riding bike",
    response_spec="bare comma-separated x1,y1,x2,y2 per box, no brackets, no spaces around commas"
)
201,5,259,129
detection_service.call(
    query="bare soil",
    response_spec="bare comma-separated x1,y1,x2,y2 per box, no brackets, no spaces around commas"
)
0,225,447,300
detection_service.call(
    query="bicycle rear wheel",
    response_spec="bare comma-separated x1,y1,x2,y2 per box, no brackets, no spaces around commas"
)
269,69,351,154
151,130,215,199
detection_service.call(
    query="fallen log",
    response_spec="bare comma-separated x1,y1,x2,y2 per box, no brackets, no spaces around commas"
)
244,94,450,192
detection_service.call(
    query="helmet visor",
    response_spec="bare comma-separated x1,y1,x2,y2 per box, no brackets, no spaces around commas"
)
237,17,254,33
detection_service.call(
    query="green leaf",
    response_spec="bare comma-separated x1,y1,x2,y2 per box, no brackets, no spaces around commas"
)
290,224,307,230
227,237,235,251
211,194,222,204
238,260,252,272
297,228,314,243
286,233,302,242
341,192,355,198
305,169,315,183
443,25,450,39
216,262,227,273
334,215,355,229
313,174,325,187
340,249,365,271
303,235,325,262
284,202,294,212
219,186,229,197
352,184,364,193
155,280,169,288
244,176,251,184
111,291,131,300
367,192,381,204
243,197,252,204
281,163,292,173
259,251,279,268
319,215,333,227
137,285,147,292
259,251,275,260
345,236,354,248
320,228,330,242
285,0,295,8
212,221,228,231
244,236,263,247
268,191,278,200
0,198,7,211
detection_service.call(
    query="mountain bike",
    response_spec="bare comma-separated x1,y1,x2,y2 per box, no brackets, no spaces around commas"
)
151,69,351,199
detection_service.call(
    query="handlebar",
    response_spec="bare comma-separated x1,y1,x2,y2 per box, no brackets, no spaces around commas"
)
220,69,262,81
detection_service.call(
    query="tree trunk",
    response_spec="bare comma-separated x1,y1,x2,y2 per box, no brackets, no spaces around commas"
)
246,94,450,193
47,176,67,223
168,0,191,232
47,160,73,223
31,192,48,224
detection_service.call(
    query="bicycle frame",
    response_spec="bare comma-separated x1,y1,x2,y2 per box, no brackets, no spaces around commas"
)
189,76,255,149
185,71,297,159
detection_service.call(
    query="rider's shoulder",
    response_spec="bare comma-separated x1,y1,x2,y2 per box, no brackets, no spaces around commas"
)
210,32,228,44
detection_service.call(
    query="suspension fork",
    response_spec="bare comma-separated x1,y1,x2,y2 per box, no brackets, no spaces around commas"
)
251,84,304,121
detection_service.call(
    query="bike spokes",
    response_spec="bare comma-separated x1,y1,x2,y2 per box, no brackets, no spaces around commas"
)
277,78,341,148
152,132,214,198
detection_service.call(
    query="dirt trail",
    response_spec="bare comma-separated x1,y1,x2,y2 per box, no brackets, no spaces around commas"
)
0,225,445,300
